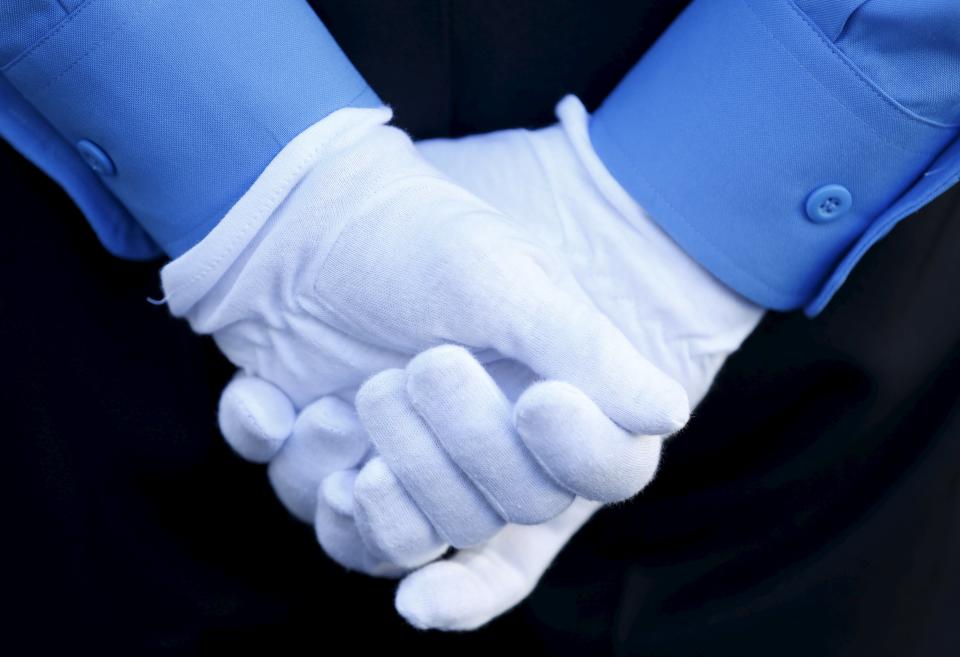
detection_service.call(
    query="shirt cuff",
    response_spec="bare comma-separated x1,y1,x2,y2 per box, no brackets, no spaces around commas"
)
589,0,957,312
2,0,380,257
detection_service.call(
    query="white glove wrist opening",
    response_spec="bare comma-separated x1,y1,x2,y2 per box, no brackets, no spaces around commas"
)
161,105,393,320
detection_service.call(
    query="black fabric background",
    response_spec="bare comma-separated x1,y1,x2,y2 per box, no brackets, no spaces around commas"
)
2,2,957,654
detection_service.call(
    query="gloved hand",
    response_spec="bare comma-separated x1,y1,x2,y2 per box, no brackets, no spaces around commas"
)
165,99,691,549
219,344,661,566
217,96,765,630
162,101,686,420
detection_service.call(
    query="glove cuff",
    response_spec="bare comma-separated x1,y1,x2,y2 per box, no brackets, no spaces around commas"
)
160,105,392,319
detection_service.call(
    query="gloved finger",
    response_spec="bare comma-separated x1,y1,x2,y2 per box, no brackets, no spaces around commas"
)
449,245,690,436
406,345,573,524
353,457,449,569
217,374,295,463
515,381,663,502
321,469,359,517
497,261,689,435
268,396,370,522
395,497,601,631
356,370,505,548
314,469,407,578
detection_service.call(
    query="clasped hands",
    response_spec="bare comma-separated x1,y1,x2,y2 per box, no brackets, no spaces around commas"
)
161,96,762,630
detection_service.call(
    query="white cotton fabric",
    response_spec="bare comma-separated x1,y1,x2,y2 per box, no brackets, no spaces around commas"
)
218,375,295,463
351,340,681,569
404,346,574,524
212,95,764,631
352,455,449,569
391,95,763,630
513,380,663,504
167,97,696,573
161,104,689,428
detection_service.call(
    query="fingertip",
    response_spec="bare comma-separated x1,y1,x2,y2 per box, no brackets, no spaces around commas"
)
618,359,691,435
355,369,407,420
321,469,358,517
218,375,295,463
646,379,691,435
313,492,407,578
580,369,691,436
354,458,448,569
267,458,319,523
515,380,664,503
297,396,360,436
405,345,490,409
396,560,501,632
407,344,477,379
295,396,369,470
513,380,584,429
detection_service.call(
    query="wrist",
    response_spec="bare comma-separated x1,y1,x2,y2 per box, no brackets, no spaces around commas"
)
160,105,393,320
555,96,763,353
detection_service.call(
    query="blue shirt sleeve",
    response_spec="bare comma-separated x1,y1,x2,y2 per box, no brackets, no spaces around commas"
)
589,0,960,315
1,1,380,258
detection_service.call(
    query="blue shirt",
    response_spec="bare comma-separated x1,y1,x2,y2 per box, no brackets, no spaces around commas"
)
1,0,958,314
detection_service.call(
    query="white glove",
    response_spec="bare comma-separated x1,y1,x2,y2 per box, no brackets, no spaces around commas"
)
218,96,764,630
165,101,692,552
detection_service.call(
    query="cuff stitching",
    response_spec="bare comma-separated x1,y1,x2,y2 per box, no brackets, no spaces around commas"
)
779,0,959,130
739,0,945,157
22,0,161,98
2,0,96,71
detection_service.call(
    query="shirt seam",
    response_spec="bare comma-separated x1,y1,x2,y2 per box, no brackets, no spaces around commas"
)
10,0,161,97
738,0,949,159
2,0,97,71
780,0,960,130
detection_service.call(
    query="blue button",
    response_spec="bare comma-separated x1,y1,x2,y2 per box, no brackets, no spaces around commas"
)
805,184,851,223
76,139,116,176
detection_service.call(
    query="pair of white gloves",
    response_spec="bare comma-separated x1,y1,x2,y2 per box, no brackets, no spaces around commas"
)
160,96,763,630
